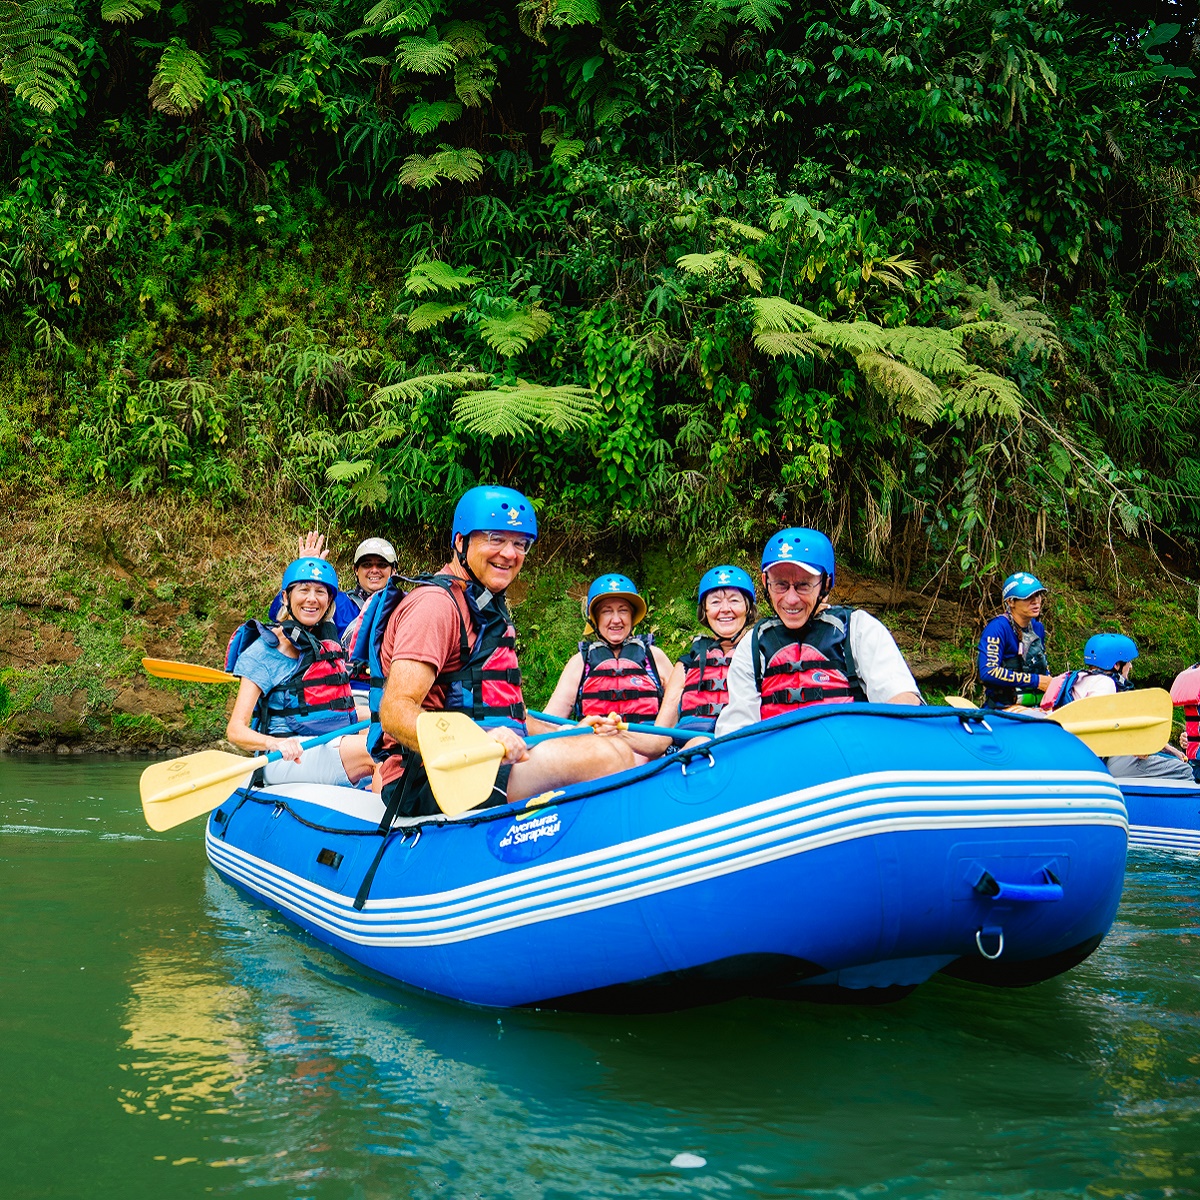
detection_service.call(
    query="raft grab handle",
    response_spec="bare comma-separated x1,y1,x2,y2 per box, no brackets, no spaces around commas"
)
970,865,1063,903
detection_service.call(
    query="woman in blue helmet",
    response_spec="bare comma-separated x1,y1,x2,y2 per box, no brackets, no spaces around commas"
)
978,572,1052,708
366,486,634,818
541,573,675,726
225,557,376,788
1043,633,1193,781
715,527,921,736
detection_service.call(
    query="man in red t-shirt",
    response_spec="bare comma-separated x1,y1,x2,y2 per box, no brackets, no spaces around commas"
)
376,486,634,815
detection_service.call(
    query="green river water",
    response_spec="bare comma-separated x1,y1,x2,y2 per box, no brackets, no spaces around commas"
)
2,755,1199,1200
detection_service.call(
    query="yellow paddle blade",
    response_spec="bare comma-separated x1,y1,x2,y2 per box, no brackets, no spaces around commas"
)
943,696,978,710
416,711,505,818
1049,687,1173,757
142,657,238,684
140,749,262,832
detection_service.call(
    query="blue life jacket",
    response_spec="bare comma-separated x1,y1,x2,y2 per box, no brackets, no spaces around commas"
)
352,575,527,766
225,619,356,736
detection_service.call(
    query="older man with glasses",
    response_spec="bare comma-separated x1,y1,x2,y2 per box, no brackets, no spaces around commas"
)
715,526,920,736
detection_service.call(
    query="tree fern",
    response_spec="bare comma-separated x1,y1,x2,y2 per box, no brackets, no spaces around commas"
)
398,146,484,188
519,0,600,42
370,370,491,406
0,0,81,113
407,301,468,331
452,381,598,438
714,0,789,33
677,251,763,293
356,0,433,35
326,459,390,510
149,38,210,117
99,0,158,22
955,278,1062,360
405,260,481,295
454,58,496,106
404,98,463,134
550,137,585,166
945,367,1024,419
855,351,946,424
442,20,489,58
395,31,457,75
880,326,969,377
478,303,553,357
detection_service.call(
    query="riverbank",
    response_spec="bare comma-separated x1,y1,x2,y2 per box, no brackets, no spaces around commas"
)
1,490,1198,753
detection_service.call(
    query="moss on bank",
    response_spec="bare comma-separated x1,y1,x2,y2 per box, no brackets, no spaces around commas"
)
1,491,1198,753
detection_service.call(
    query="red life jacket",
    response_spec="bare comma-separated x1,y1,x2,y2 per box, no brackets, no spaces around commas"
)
572,635,664,719
361,575,527,776
1173,664,1200,762
751,607,866,719
677,635,735,731
226,620,356,736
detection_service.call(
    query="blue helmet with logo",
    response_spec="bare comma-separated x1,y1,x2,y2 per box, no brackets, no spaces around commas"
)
761,527,836,588
452,485,538,545
697,565,756,626
1002,572,1048,601
1084,633,1138,671
585,573,647,627
281,556,339,595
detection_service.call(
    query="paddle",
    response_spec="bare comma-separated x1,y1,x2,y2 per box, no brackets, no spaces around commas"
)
527,709,694,742
140,720,369,832
416,713,627,817
143,657,237,684
943,690,1173,756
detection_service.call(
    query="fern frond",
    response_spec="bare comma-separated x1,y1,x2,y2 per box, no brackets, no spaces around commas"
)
370,370,491,405
453,58,496,106
0,0,81,113
325,460,389,510
441,20,489,57
405,260,482,295
452,381,598,438
955,278,1062,360
149,38,210,116
397,146,483,188
100,0,159,21
713,217,768,242
806,317,889,356
945,366,1024,418
403,98,463,134
855,351,946,424
752,329,821,358
748,295,817,332
714,0,789,33
407,301,469,331
549,0,601,27
395,32,457,75
550,137,585,165
478,303,553,357
676,251,763,292
359,0,433,33
878,326,968,377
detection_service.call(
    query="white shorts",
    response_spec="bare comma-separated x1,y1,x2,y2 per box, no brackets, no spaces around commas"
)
262,738,351,788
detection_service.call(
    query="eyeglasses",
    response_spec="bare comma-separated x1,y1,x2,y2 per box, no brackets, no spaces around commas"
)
480,531,533,554
356,558,393,571
767,579,821,598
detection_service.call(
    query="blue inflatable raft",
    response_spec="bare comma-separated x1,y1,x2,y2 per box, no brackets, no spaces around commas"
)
204,705,1128,1011
1121,779,1200,856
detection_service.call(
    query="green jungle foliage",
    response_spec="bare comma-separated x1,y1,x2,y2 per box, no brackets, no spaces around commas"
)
2,0,1200,593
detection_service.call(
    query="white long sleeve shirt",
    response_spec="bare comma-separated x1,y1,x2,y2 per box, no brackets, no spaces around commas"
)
714,609,920,737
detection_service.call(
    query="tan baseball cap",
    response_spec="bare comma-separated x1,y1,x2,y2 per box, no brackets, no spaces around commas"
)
353,537,397,566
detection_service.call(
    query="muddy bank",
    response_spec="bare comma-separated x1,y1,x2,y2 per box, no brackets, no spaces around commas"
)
1,491,1198,752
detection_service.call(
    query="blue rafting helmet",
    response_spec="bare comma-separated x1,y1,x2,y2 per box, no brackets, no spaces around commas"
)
1084,633,1139,671
281,556,339,594
452,485,538,544
585,573,647,627
1002,571,1048,601
697,565,756,626
761,527,836,588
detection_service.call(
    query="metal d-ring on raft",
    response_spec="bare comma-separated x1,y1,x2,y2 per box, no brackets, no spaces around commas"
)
182,703,1132,1012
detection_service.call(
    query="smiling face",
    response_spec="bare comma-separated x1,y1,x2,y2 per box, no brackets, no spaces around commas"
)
763,563,823,630
593,598,634,646
355,555,394,595
457,530,528,593
703,588,750,639
285,581,334,628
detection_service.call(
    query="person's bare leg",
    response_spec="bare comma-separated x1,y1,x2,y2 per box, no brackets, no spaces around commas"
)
506,737,636,804
337,732,377,784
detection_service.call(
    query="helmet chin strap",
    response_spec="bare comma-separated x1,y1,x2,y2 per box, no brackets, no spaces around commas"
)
454,534,498,605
